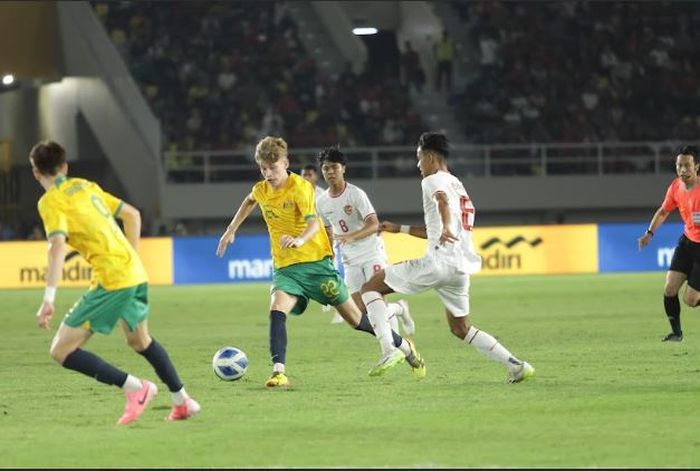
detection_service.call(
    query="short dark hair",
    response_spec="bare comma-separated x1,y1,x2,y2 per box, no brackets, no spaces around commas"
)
418,132,449,158
318,146,346,166
302,164,318,173
29,140,66,176
677,145,698,160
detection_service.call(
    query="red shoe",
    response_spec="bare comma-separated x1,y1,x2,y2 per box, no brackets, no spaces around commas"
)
166,398,201,421
117,380,158,425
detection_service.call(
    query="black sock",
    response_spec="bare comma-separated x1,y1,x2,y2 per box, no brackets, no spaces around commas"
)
355,314,374,334
391,330,404,348
138,339,183,393
62,348,128,387
355,314,404,347
270,310,287,365
664,295,682,335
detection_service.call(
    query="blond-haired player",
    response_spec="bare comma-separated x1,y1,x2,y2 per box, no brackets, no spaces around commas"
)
216,136,425,387
30,140,199,425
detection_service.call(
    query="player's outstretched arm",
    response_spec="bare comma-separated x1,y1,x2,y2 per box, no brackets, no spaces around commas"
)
217,193,257,257
117,202,142,250
36,234,67,329
638,206,669,250
379,220,427,239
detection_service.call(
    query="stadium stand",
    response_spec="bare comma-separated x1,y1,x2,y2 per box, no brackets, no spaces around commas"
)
4,2,699,238
91,1,425,151
451,1,700,145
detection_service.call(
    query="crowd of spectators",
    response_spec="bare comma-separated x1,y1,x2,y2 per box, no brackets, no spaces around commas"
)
92,1,424,152
453,1,700,144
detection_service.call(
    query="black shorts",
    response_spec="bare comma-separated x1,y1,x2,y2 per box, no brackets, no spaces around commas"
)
669,234,700,290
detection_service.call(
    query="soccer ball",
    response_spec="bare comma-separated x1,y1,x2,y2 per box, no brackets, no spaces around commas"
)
212,346,249,381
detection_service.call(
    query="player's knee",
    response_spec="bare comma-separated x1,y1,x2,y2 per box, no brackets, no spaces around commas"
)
359,281,370,294
126,335,151,352
360,275,383,294
49,344,68,364
450,323,468,339
682,292,700,307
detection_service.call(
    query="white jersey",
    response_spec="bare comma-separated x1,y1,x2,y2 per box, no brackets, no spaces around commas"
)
421,171,482,274
316,182,386,267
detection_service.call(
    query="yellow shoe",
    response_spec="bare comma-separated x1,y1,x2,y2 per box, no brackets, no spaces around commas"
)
368,349,405,377
404,339,426,380
264,371,290,388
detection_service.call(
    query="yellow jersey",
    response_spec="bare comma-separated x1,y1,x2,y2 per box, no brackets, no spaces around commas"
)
252,172,332,269
37,176,148,290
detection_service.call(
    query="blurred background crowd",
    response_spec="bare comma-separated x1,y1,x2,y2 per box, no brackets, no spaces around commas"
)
3,1,700,240
93,1,425,152
452,1,700,143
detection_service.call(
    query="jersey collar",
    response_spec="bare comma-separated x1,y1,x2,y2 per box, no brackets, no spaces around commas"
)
329,182,347,198
53,175,68,188
274,172,292,191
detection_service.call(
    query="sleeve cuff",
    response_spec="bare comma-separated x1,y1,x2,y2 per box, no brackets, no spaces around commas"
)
114,201,124,217
304,214,316,220
46,230,68,240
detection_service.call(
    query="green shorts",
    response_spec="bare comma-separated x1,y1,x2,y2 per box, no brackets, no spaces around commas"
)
63,283,150,334
272,257,349,315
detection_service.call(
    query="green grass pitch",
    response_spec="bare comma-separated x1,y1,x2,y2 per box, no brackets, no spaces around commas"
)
1,273,699,467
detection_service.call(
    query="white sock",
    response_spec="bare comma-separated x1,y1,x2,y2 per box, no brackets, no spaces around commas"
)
122,374,142,392
464,326,522,371
171,387,189,406
361,291,395,356
273,362,285,374
396,338,411,356
387,302,401,332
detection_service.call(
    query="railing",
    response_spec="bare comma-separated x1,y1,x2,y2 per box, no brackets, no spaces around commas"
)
163,141,696,183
